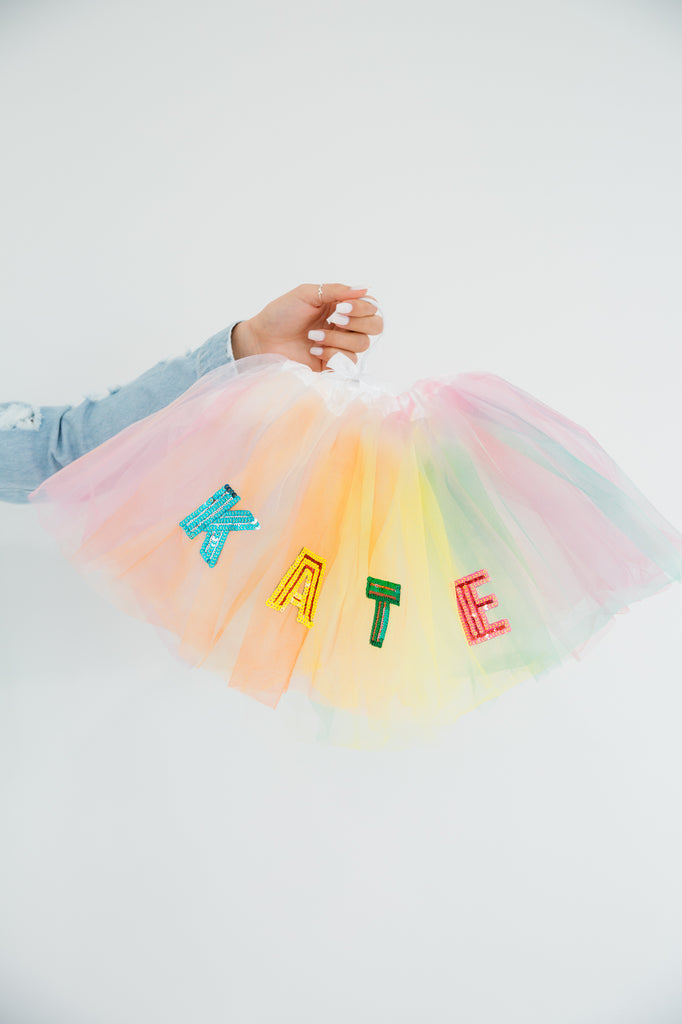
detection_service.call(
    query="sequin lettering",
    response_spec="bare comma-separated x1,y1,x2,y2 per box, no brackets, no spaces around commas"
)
179,484,260,568
451,570,510,646
366,577,401,648
266,547,327,628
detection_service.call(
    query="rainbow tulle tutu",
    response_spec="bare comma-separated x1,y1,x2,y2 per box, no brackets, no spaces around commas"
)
29,353,682,749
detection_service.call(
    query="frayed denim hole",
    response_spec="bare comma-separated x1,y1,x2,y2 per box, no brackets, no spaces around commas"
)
0,403,42,430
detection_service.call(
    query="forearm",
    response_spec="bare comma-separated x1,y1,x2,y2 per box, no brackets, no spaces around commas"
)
0,321,241,504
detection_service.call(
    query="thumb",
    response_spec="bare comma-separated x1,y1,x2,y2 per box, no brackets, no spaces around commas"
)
297,282,369,309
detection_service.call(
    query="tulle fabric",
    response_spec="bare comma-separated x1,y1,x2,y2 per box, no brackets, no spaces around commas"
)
29,354,682,750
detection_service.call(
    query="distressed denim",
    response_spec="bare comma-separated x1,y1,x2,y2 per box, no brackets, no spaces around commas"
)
0,322,240,504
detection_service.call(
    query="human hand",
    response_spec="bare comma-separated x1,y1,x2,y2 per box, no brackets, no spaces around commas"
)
230,283,384,372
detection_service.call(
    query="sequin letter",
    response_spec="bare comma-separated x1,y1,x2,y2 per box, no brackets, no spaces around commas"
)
451,570,510,646
266,547,327,629
179,484,260,568
366,577,401,648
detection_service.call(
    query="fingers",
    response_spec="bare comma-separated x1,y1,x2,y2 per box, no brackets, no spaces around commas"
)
309,345,359,368
298,282,369,308
326,312,383,335
325,295,383,334
301,284,384,371
308,329,370,355
329,297,382,320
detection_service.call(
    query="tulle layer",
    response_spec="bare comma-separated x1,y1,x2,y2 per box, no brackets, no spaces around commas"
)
29,354,682,750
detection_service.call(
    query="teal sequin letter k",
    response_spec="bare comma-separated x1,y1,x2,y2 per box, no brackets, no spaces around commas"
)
179,484,260,567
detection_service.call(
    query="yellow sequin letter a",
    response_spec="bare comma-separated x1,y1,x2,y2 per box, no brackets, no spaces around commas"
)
266,547,327,629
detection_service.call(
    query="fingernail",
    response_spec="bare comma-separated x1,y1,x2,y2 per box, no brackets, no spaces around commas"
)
308,330,325,342
348,285,368,291
310,346,324,355
335,302,353,314
363,297,379,309
327,312,350,326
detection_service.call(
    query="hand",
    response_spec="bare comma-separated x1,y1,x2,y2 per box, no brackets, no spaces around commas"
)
230,283,383,372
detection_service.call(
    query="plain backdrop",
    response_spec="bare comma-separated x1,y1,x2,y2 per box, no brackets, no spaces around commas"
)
1,1,681,1022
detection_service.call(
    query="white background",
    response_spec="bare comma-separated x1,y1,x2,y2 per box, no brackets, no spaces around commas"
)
1,1,681,1021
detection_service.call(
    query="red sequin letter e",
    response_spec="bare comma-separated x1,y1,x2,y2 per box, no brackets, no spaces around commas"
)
451,570,510,646
266,547,327,629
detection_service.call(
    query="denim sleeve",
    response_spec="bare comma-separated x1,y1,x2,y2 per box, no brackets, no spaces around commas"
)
0,321,241,504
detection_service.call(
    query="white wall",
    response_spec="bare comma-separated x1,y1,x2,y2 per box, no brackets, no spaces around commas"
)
1,1,681,1021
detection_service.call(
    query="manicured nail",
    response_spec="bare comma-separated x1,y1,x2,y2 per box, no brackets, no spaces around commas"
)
308,330,325,342
327,312,350,326
363,297,379,309
310,346,324,355
348,285,368,291
335,302,353,314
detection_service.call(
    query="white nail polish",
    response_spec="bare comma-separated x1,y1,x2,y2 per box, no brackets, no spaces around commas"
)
335,302,353,314
363,297,379,309
328,312,350,326
308,330,325,342
310,346,324,355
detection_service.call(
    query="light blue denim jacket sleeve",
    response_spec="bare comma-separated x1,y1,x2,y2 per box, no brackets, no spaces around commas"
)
0,321,241,504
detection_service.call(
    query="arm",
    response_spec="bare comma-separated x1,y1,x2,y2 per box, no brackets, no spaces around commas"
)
1,279,383,506
0,322,241,504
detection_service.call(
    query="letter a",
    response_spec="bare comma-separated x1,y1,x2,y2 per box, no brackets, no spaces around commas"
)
266,547,327,629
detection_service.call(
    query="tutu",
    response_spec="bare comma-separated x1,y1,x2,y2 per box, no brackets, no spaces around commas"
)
28,353,682,750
